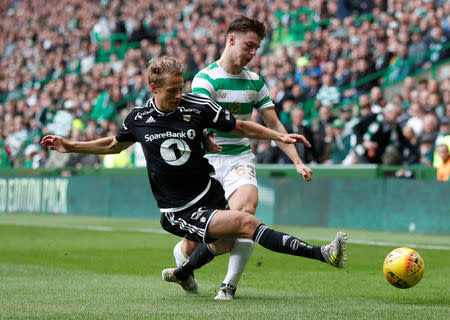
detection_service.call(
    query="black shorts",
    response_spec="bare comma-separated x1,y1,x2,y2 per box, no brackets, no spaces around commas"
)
160,178,228,243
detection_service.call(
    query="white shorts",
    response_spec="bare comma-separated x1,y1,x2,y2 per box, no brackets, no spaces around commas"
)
205,150,258,200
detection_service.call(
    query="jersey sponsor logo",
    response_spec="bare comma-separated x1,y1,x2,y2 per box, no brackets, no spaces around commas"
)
228,103,241,115
178,107,201,114
146,116,156,123
135,109,154,120
187,129,196,140
160,138,191,166
145,131,187,142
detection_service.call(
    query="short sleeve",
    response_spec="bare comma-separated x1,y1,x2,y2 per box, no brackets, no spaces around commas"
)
192,73,214,98
115,111,138,142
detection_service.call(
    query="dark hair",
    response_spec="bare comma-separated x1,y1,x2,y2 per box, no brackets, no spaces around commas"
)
226,15,266,39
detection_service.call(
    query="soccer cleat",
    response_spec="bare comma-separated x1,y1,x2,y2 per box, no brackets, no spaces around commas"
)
321,232,348,268
161,268,198,294
214,283,236,301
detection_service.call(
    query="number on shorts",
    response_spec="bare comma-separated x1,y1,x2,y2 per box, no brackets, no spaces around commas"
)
235,165,255,178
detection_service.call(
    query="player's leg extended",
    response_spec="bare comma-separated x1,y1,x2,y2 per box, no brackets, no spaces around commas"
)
217,184,258,300
208,211,347,268
164,210,347,290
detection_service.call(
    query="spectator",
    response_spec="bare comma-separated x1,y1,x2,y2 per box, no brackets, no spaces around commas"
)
423,27,450,69
340,105,359,136
0,139,9,168
316,73,341,107
352,103,410,164
436,144,450,181
325,118,352,164
314,105,337,162
23,144,42,169
279,108,317,164
433,117,450,167
418,133,437,167
255,140,278,164
388,44,411,84
370,87,386,114
334,58,352,91
372,39,393,84
408,30,428,72
422,113,440,143
4,116,29,167
47,100,75,138
103,149,132,168
352,58,375,95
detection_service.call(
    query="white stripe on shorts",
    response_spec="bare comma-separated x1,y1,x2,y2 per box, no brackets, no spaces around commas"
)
165,211,206,239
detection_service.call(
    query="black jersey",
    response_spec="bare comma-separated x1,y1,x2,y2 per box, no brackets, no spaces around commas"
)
115,93,236,210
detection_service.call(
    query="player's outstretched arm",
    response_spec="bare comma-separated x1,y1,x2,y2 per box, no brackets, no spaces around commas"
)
261,109,313,181
40,135,134,155
230,120,310,145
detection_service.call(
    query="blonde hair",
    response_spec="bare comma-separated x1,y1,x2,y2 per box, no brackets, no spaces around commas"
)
147,57,183,87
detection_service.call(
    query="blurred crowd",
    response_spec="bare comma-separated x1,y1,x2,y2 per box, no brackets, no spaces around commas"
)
0,0,449,179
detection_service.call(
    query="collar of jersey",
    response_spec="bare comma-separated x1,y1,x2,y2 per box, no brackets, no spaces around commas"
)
148,97,177,117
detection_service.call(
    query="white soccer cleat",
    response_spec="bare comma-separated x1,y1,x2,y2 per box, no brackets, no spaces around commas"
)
161,268,198,294
321,232,348,268
214,283,236,301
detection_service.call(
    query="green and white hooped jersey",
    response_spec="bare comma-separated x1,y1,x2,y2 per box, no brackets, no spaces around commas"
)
191,61,275,155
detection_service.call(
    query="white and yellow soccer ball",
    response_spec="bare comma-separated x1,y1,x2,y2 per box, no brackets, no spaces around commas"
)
383,247,424,289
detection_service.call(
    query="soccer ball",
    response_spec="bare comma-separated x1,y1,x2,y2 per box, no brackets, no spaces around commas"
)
383,247,424,289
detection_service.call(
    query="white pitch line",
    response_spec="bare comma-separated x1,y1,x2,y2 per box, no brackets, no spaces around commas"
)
0,221,168,234
303,237,450,251
1,221,449,251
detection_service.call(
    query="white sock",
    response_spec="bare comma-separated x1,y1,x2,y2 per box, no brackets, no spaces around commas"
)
173,240,188,268
222,238,255,288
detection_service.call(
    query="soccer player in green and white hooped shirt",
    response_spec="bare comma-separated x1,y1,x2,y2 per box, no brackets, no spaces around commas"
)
172,15,314,300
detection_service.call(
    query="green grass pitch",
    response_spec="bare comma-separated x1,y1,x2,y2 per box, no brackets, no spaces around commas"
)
0,214,449,320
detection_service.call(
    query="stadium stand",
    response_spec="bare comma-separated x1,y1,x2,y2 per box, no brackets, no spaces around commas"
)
0,0,449,170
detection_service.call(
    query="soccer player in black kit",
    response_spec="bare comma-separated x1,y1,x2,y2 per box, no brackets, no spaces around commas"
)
41,57,347,296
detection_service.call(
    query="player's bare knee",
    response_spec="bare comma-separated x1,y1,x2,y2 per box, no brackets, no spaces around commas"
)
231,202,257,215
237,213,260,239
210,239,234,254
241,204,257,215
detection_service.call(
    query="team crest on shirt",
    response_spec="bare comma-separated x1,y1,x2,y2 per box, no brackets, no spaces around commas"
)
246,90,255,101
219,92,227,99
182,115,191,122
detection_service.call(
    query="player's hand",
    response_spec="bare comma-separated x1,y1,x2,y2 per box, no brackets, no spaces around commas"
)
202,131,222,153
296,163,313,181
280,134,312,148
40,135,71,153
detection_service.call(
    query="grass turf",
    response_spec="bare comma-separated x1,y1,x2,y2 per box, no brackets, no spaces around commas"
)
0,214,449,320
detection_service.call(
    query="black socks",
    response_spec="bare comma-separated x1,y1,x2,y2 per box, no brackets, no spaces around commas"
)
174,243,217,281
173,223,326,282
253,224,325,262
